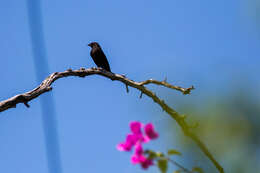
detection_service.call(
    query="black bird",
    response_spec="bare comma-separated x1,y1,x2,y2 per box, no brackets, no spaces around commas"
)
88,42,111,72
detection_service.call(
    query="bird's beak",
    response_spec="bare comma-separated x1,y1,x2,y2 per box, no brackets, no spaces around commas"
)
87,43,91,47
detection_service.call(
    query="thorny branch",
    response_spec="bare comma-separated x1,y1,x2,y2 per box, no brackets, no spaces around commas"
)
0,67,223,173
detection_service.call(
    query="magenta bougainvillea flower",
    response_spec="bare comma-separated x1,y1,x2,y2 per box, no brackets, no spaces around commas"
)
117,134,138,151
144,123,159,140
131,143,154,169
117,121,159,170
130,121,142,134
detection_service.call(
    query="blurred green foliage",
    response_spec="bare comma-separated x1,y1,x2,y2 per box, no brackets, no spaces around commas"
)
165,87,260,173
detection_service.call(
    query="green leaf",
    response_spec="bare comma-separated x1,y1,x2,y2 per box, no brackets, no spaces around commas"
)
148,151,157,160
157,159,168,173
192,167,204,173
156,152,164,157
167,149,182,156
144,149,153,154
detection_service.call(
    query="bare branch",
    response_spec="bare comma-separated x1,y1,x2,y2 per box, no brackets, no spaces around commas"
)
139,79,194,95
0,67,223,173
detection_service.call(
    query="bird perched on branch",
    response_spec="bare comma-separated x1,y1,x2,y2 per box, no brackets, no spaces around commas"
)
88,42,111,72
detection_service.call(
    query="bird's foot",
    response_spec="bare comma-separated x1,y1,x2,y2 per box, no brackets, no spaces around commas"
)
80,67,86,70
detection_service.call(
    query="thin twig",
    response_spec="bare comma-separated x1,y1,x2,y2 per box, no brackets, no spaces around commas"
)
167,158,193,173
139,79,194,95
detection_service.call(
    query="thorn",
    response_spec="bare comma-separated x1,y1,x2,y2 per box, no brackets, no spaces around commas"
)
67,68,72,72
163,77,167,83
180,114,187,119
24,102,30,108
183,90,190,95
125,84,129,93
139,92,143,99
190,122,199,129
16,95,30,108
54,72,59,75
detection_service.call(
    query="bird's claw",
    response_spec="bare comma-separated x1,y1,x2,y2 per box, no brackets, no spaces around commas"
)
80,67,86,70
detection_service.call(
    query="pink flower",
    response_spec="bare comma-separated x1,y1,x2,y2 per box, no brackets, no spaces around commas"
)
144,123,159,140
131,154,145,164
117,121,158,170
140,158,153,169
131,144,153,169
130,121,142,134
134,143,143,156
117,142,131,151
117,134,139,151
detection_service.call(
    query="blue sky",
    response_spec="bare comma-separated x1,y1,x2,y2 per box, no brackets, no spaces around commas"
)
0,0,259,173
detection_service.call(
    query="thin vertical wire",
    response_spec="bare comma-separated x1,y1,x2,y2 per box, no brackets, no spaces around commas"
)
26,1,62,173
